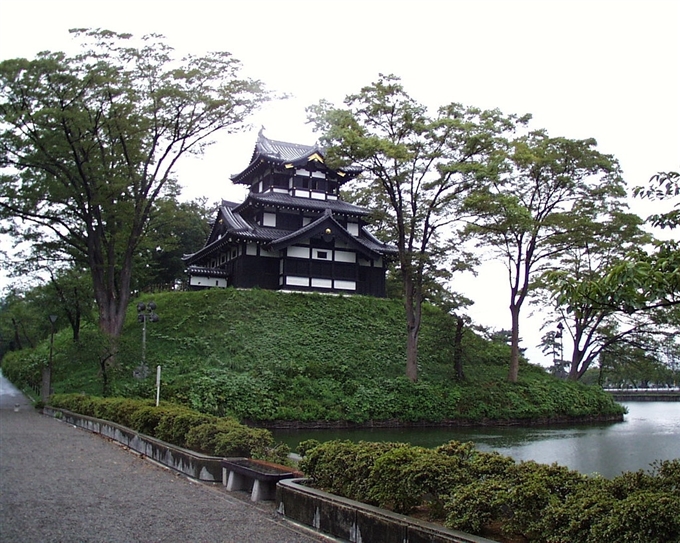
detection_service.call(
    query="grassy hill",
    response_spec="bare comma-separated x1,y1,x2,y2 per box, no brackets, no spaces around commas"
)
2,288,624,424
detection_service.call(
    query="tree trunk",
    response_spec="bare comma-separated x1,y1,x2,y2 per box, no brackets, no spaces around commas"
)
453,315,465,380
507,304,521,382
403,274,421,382
41,366,51,403
91,259,134,393
11,318,23,350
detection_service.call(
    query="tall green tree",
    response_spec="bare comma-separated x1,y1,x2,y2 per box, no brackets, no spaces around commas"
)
463,130,625,382
547,172,680,319
308,74,524,381
0,29,270,341
538,210,653,380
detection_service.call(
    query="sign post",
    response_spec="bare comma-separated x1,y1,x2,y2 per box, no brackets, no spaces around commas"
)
156,365,161,407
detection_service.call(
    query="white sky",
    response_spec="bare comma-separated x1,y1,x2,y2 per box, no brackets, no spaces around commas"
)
1,0,678,366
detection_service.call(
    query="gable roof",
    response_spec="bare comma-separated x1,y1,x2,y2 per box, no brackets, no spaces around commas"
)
269,209,382,259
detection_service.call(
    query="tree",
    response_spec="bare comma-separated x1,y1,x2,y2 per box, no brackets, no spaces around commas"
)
598,171,680,313
463,130,625,382
0,29,270,342
547,171,680,319
134,196,214,291
599,338,678,388
308,74,524,381
636,171,680,230
538,210,654,380
0,288,43,354
43,267,94,342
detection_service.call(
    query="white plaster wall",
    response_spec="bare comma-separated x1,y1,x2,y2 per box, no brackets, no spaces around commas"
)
288,246,310,259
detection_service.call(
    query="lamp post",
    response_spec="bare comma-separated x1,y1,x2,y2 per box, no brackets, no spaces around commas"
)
42,314,57,403
134,302,159,379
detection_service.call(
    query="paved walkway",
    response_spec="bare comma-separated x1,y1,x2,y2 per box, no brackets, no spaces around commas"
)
0,374,329,543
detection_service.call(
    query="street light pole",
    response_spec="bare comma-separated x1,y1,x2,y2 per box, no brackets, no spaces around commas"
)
134,302,159,379
556,322,564,366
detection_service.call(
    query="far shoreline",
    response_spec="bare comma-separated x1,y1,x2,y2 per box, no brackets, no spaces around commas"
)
250,413,624,430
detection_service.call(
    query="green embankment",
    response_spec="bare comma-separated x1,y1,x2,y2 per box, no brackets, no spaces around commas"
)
2,288,624,424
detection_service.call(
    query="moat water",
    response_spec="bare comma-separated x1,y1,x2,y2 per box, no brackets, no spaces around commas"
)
273,402,680,478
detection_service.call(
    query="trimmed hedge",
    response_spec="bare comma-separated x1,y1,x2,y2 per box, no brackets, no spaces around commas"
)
48,394,289,463
299,439,680,543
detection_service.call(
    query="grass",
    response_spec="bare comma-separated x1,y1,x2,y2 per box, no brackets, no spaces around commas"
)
2,287,625,424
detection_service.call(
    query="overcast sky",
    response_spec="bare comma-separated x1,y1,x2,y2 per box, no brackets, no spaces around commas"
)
1,0,678,365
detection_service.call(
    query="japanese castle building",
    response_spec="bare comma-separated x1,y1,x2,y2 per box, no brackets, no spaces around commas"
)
184,132,397,297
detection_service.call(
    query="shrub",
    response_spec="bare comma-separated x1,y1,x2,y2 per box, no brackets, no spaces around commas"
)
296,439,321,457
541,478,616,543
92,397,152,428
128,405,177,436
589,490,680,543
499,461,588,540
368,446,428,514
50,393,98,416
298,437,678,543
444,478,510,534
47,394,277,460
184,421,240,454
213,425,273,458
154,409,216,448
299,440,405,502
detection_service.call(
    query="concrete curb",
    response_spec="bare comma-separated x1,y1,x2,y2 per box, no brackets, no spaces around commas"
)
42,406,223,482
276,478,497,543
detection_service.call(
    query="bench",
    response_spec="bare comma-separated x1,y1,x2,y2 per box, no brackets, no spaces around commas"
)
221,458,303,502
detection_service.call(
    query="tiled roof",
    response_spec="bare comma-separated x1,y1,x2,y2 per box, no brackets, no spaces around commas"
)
185,266,229,277
239,192,369,216
231,131,361,184
255,136,320,163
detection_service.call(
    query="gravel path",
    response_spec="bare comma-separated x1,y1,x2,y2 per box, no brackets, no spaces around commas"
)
0,377,330,543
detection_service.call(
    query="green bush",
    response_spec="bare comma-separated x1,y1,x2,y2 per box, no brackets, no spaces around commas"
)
154,409,216,448
92,397,153,428
299,440,405,502
368,446,428,514
2,350,45,394
541,479,616,543
213,425,273,458
589,491,680,543
48,394,276,460
184,421,239,454
445,478,509,534
299,439,679,543
498,461,588,540
50,393,98,416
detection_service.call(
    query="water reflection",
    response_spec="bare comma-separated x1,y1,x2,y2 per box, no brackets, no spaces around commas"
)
273,402,680,478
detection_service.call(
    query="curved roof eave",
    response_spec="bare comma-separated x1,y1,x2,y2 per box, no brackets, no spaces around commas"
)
234,192,370,217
